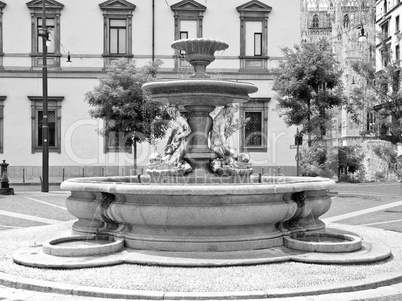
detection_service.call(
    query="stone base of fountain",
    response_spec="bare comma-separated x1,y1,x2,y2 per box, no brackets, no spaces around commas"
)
12,223,391,268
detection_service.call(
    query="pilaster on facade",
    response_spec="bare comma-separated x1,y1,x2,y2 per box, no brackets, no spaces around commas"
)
0,1,6,70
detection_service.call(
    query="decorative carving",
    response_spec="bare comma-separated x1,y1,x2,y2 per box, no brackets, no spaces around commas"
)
292,191,306,207
279,191,308,232
147,106,192,176
209,105,253,176
100,192,118,230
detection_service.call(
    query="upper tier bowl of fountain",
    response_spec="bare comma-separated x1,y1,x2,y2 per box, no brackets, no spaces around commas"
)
142,38,257,106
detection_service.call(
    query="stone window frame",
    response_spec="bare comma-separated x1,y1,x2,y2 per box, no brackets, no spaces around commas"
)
239,98,270,153
0,1,5,70
170,0,206,70
99,0,136,68
26,0,64,69
28,96,63,154
236,0,272,71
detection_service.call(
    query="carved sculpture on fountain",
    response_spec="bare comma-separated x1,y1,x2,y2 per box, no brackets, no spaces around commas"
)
209,105,253,176
146,38,254,178
146,105,192,176
148,103,253,177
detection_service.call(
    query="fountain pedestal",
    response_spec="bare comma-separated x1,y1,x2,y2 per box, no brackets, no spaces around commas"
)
184,105,216,173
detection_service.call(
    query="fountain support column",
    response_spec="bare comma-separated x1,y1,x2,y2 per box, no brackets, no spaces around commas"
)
184,105,216,174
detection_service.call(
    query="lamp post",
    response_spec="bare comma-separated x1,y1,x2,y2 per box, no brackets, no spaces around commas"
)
40,0,49,192
294,127,303,176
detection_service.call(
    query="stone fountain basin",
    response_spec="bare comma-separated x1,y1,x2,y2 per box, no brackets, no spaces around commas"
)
43,235,124,257
284,231,362,253
142,79,258,106
61,176,335,252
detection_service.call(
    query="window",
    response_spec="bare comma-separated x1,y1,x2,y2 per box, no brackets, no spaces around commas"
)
382,21,389,39
171,0,206,70
396,15,400,33
180,31,188,40
396,45,400,64
171,0,206,40
179,31,188,55
0,2,5,70
343,14,350,28
381,45,390,67
240,98,269,152
109,19,127,55
254,33,262,56
366,112,375,132
312,14,319,28
38,110,56,147
37,18,55,53
237,1,272,71
28,96,63,153
245,112,263,146
99,0,136,67
393,69,400,92
26,0,64,68
104,131,132,153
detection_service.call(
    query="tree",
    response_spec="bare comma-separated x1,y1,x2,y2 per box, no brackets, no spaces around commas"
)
84,58,169,173
349,39,402,144
272,39,344,146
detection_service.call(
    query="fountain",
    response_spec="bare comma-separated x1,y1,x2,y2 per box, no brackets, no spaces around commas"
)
12,38,391,268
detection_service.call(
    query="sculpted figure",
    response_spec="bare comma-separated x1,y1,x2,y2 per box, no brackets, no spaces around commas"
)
210,105,235,158
164,106,191,164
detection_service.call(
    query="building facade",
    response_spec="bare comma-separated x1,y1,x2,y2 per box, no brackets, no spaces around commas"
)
375,0,402,141
376,0,402,72
300,0,377,146
0,0,301,181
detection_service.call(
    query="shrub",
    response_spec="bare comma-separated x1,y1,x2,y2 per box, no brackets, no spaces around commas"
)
300,142,364,182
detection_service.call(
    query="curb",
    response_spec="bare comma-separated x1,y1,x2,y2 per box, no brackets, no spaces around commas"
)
10,182,62,186
1,271,402,300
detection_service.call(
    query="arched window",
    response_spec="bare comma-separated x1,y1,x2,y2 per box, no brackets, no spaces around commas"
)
343,14,350,28
312,14,319,28
384,1,387,13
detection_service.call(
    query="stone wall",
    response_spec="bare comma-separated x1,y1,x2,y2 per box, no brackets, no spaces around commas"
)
362,140,399,182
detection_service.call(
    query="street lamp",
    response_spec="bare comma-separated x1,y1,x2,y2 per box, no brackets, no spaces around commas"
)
38,0,49,193
294,127,303,176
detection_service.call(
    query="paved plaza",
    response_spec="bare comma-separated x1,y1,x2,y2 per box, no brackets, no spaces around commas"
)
0,181,400,300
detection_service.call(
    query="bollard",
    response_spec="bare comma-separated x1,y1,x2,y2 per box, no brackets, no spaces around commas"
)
0,160,14,195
